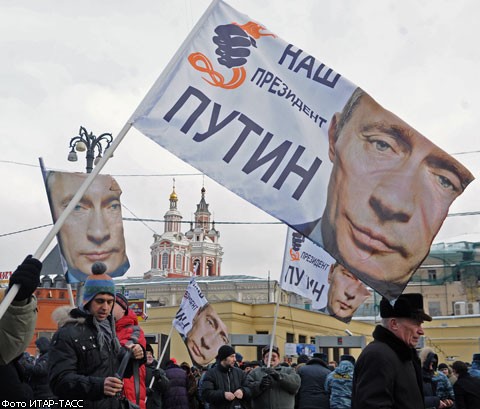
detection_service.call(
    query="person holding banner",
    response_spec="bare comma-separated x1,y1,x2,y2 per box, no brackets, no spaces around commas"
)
299,88,474,299
247,345,300,409
48,263,138,407
0,255,42,400
46,171,130,282
0,256,42,366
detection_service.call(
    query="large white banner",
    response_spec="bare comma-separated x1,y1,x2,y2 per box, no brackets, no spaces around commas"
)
132,0,474,300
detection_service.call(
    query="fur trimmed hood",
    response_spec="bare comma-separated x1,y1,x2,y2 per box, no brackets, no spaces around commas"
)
51,306,84,328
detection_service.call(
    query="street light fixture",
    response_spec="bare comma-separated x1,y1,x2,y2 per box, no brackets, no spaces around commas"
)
67,126,113,173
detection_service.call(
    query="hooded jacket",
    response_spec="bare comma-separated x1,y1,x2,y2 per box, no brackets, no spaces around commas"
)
325,360,354,409
48,306,132,409
352,325,424,409
420,349,441,409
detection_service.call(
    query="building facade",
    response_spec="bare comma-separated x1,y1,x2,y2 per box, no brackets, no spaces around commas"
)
146,185,223,279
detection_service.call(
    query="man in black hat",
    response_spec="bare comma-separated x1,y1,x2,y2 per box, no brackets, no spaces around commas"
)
200,345,251,409
352,293,431,409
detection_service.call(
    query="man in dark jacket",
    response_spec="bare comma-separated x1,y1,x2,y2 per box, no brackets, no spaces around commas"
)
48,262,138,408
296,352,331,409
451,360,480,408
420,348,454,409
352,293,431,409
29,337,57,399
145,344,169,409
200,345,251,409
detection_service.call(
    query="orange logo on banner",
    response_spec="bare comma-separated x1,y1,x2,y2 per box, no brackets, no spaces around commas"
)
188,21,275,90
188,53,246,89
235,22,276,40
290,248,300,261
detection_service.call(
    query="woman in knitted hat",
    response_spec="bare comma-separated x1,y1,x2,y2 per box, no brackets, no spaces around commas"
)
48,262,137,408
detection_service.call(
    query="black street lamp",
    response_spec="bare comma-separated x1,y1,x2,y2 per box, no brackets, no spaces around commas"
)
67,126,113,173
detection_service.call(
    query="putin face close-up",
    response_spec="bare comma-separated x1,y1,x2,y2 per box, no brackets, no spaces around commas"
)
47,171,128,280
321,89,474,298
327,263,370,320
186,303,229,366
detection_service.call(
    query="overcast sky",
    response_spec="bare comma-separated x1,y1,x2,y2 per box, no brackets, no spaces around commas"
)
1,0,479,280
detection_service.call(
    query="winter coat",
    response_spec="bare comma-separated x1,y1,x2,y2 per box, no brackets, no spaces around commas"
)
352,325,424,409
145,360,169,409
115,308,147,409
296,357,331,409
30,351,56,398
247,365,300,409
469,360,480,379
0,295,37,366
421,350,442,409
0,355,34,400
200,361,251,409
325,360,354,409
48,307,132,409
432,372,455,401
163,363,189,409
420,348,455,408
453,372,480,409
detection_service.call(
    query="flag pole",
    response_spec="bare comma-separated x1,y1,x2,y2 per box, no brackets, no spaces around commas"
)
267,281,281,368
0,120,133,320
146,325,174,398
38,157,75,307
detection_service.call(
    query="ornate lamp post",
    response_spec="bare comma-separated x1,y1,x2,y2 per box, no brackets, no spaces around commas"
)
67,126,113,173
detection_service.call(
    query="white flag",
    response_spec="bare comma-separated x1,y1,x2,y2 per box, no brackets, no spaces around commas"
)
131,0,473,301
280,227,335,310
173,278,208,337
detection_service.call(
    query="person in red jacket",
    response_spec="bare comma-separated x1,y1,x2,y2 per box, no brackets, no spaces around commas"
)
114,292,147,409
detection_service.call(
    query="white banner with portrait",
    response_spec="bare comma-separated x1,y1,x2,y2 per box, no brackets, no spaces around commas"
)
44,170,130,283
281,227,370,323
173,278,208,336
280,227,335,310
132,0,474,300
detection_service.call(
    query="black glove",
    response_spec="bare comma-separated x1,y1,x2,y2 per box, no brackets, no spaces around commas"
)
269,370,280,380
152,369,161,379
260,375,273,390
8,256,42,301
146,387,154,397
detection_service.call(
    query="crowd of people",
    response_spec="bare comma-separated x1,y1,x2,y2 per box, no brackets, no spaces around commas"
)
1,257,480,409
